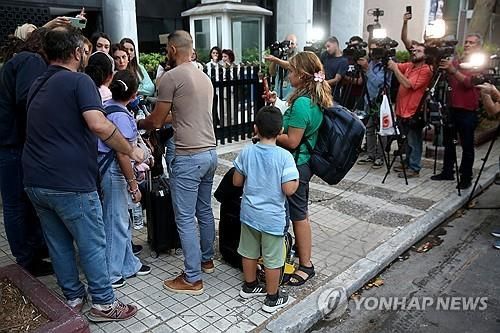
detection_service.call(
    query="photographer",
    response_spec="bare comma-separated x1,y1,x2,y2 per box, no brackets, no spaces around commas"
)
341,36,365,109
264,34,298,99
387,43,433,178
356,41,392,169
430,33,483,189
321,36,348,102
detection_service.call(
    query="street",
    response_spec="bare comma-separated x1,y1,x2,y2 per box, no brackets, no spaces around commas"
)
310,181,500,333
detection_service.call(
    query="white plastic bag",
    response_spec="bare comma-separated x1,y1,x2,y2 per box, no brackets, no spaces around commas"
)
378,94,397,136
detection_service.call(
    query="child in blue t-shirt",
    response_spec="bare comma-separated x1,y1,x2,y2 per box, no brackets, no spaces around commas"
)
233,106,299,313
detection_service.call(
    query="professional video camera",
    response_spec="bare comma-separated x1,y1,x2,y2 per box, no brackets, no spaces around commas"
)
303,41,325,58
424,38,458,62
343,37,367,62
471,72,500,86
371,37,398,64
269,40,291,59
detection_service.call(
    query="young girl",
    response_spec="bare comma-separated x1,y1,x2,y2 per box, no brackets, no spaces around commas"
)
267,51,333,287
97,70,151,288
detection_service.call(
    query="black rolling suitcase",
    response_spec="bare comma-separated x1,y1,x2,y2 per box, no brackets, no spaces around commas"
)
145,174,181,257
214,168,243,269
214,168,295,284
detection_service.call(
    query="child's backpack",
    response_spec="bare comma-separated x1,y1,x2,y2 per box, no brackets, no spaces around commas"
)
303,105,366,185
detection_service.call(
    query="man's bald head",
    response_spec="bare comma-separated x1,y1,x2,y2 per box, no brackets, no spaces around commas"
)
286,34,297,48
168,30,193,52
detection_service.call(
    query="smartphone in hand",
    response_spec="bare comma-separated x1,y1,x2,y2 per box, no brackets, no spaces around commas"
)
406,5,412,19
66,16,87,29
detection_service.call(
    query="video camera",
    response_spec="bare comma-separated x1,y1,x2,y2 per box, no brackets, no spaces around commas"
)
471,73,500,86
371,37,398,65
343,37,367,62
269,40,291,60
304,41,325,58
424,38,458,62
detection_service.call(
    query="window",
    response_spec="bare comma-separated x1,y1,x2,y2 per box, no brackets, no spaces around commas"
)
194,18,211,60
232,16,261,62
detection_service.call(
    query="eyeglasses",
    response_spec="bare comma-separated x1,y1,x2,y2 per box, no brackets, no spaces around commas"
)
464,40,478,45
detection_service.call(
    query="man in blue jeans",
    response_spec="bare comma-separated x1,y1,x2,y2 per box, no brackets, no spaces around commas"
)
138,30,217,295
22,26,143,321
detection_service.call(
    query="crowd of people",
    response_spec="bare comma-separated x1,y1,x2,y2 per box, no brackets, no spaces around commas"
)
0,7,498,324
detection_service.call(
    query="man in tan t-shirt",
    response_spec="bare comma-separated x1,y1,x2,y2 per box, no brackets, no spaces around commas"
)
138,30,217,295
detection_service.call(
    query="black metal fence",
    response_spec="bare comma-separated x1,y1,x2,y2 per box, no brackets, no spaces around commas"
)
205,64,265,145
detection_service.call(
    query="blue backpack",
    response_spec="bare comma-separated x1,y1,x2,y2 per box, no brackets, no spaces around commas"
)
303,105,366,185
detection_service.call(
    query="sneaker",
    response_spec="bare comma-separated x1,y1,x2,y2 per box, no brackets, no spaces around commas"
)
111,278,126,289
457,178,472,190
398,169,420,178
26,259,54,277
163,273,204,295
136,265,151,276
239,282,267,298
493,239,500,250
201,260,215,274
67,296,86,313
491,227,500,238
430,173,454,181
262,290,290,313
372,158,384,169
357,156,374,165
87,300,138,322
132,243,143,256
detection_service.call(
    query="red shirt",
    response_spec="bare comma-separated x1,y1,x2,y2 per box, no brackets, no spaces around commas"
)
448,59,481,111
395,63,433,119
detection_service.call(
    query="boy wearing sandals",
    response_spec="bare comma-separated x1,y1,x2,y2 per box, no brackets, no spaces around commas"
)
233,106,299,313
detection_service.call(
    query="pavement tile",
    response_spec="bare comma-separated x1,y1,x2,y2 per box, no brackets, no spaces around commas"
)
1,139,498,333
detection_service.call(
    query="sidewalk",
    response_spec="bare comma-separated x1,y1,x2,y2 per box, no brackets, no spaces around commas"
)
0,138,498,333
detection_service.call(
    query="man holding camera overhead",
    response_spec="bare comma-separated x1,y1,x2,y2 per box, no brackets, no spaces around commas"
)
387,43,433,178
430,33,483,189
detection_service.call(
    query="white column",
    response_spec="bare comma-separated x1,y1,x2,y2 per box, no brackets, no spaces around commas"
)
330,0,364,47
276,0,313,51
102,0,138,48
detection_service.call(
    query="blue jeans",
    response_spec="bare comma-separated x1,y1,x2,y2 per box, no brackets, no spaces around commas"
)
25,187,115,304
99,157,141,282
399,120,423,172
442,108,478,179
0,147,45,268
164,136,175,173
170,149,218,282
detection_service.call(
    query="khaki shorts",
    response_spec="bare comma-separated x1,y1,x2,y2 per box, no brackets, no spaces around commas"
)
237,223,285,269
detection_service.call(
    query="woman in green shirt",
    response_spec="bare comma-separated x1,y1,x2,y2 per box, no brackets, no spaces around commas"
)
268,51,333,286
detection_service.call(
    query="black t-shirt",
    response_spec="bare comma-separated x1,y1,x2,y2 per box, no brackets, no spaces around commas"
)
22,65,104,192
321,54,348,101
0,52,47,147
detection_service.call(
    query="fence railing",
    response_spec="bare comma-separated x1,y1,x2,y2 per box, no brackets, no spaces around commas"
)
204,64,265,145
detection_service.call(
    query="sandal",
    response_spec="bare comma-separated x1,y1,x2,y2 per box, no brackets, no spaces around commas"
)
287,263,315,286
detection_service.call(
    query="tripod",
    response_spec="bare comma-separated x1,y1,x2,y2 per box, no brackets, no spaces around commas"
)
467,123,500,207
379,66,408,185
340,63,364,110
424,68,462,195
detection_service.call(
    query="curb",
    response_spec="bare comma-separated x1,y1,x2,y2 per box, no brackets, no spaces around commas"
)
264,165,498,333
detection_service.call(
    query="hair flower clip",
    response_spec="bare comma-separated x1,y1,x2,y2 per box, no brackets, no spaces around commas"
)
314,71,325,83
